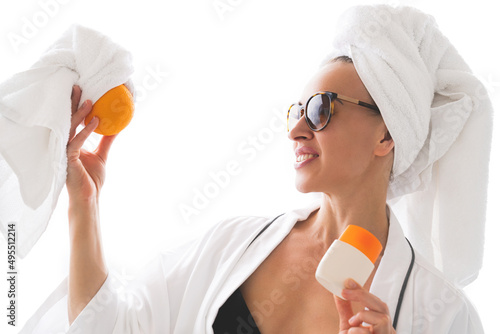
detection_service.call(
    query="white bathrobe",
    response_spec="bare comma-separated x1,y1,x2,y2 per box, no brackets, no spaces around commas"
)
21,201,483,333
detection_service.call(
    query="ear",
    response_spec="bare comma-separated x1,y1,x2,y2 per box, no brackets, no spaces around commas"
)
375,129,394,157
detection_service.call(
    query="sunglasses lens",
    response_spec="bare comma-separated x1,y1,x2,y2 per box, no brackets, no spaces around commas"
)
287,104,301,131
307,94,331,130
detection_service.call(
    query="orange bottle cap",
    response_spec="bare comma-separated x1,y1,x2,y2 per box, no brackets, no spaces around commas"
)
339,225,382,264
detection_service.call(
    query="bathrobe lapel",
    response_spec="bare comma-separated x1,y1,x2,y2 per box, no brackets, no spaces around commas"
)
203,205,316,332
370,207,414,330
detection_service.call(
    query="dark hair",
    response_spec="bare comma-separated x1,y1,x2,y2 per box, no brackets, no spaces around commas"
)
331,55,353,63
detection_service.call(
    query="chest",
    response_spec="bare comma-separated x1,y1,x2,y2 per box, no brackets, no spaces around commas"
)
239,231,367,333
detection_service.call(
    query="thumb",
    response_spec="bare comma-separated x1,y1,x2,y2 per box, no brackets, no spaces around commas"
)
334,295,354,332
95,134,118,162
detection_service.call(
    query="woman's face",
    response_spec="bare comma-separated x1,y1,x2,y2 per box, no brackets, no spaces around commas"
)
288,61,392,194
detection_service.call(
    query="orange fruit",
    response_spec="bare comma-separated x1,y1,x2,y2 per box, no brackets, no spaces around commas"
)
84,84,134,136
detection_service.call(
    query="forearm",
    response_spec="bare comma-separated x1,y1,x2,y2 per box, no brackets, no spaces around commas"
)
68,198,108,325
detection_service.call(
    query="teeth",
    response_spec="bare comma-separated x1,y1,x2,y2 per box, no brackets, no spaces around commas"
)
296,154,318,162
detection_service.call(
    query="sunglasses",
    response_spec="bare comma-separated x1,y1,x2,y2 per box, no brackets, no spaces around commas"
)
287,91,380,132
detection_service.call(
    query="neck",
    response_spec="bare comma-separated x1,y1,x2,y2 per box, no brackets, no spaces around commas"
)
305,182,390,253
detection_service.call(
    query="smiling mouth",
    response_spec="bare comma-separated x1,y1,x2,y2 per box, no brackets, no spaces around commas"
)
296,154,319,162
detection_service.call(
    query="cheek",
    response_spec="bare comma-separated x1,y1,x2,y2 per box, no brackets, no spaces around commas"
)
320,126,376,174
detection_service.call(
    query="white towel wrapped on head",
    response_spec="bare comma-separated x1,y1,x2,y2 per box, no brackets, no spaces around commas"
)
0,24,135,258
321,5,493,287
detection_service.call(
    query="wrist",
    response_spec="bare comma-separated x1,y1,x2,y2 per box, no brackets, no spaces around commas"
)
68,196,99,215
68,197,100,236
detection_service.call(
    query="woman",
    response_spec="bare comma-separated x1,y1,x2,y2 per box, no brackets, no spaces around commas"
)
22,5,489,334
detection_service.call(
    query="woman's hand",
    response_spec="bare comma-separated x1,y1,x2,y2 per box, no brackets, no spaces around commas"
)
335,279,396,334
66,85,117,203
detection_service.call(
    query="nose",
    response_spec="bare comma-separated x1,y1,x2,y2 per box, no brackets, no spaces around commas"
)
287,114,313,142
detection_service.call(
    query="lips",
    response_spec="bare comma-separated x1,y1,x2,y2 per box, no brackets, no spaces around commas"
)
294,147,319,168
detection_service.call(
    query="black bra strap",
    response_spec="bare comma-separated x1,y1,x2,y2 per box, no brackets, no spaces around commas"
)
392,237,415,329
248,213,284,248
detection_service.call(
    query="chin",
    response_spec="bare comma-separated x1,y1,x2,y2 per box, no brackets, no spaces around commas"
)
295,176,321,194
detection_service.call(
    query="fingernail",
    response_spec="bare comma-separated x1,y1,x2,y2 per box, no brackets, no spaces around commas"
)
346,279,357,289
90,117,99,124
349,315,356,324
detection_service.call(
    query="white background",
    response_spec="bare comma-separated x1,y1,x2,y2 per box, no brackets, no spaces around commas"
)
0,0,499,332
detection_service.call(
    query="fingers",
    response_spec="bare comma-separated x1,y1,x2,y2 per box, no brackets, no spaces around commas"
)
71,85,82,115
68,84,118,166
334,295,354,331
67,117,99,164
344,327,371,334
341,279,395,333
95,134,118,163
349,309,392,329
341,279,389,315
69,100,93,142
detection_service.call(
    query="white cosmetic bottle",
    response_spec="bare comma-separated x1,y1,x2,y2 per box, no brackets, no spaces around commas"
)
315,225,382,298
